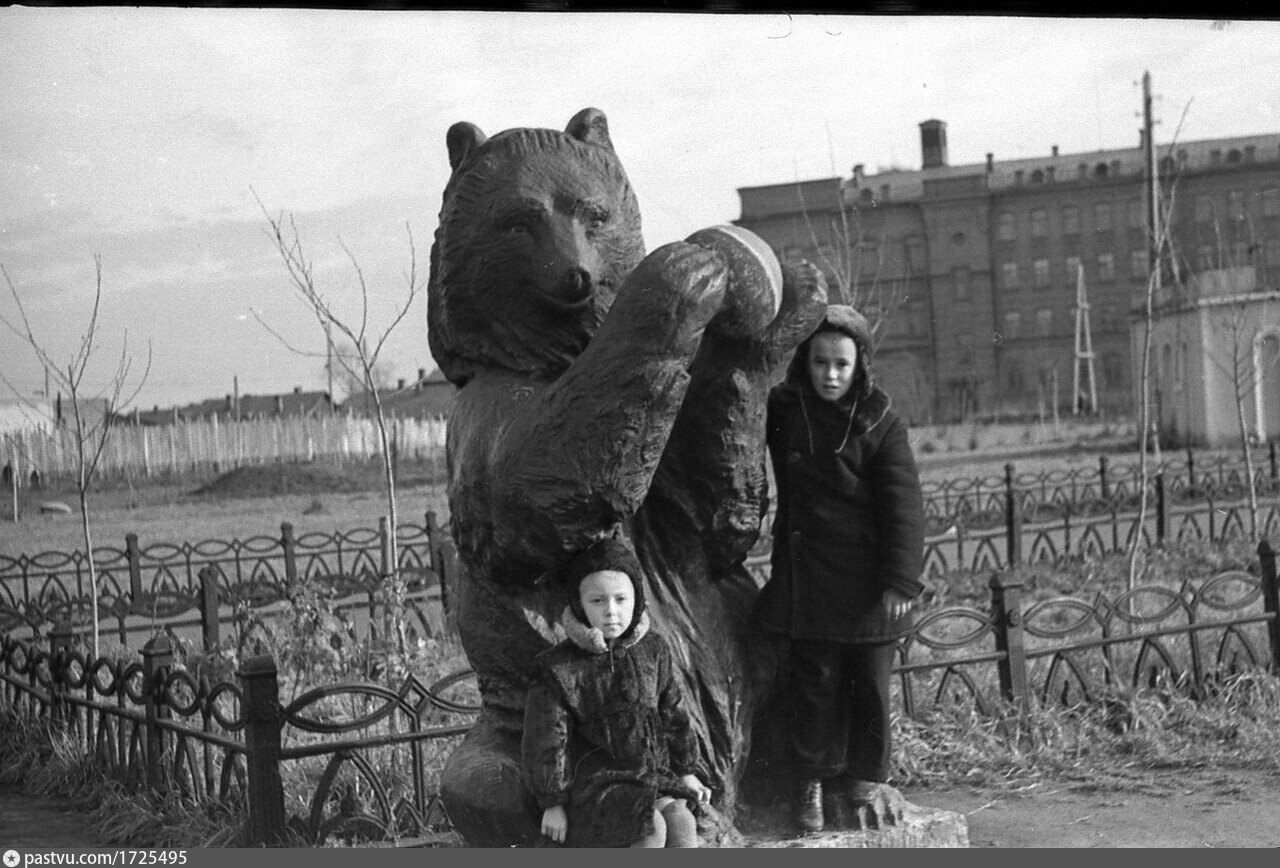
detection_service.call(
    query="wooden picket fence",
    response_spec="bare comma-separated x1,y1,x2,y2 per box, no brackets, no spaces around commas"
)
1,413,448,486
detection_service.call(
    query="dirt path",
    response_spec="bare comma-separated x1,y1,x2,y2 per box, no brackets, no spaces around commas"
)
0,783,101,849
903,766,1280,848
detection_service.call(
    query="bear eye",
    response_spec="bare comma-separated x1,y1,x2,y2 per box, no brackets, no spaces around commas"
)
582,204,611,234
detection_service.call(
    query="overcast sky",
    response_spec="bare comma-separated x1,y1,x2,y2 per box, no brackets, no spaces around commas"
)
3,8,1280,412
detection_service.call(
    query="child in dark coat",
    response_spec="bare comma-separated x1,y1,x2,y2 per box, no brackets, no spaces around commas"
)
756,304,925,833
521,535,713,847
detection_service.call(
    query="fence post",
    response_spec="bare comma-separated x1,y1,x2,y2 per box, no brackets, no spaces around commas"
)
1155,470,1167,543
1098,455,1110,501
280,522,298,589
198,566,221,653
1258,540,1280,675
141,633,174,792
438,539,462,638
1271,441,1278,482
1003,463,1022,567
988,571,1028,708
125,532,143,600
1186,448,1196,493
49,621,75,725
379,515,394,639
239,655,286,846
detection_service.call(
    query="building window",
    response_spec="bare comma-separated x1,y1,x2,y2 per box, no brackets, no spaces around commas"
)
1267,238,1280,267
1065,255,1082,285
1195,195,1214,224
1130,249,1149,279
1002,261,1020,290
905,237,925,274
1228,189,1245,219
1030,209,1048,238
1094,203,1113,232
1264,188,1280,218
1003,311,1022,340
1006,360,1025,394
1102,352,1124,390
1128,199,1144,229
998,212,1016,242
953,265,971,300
1033,258,1050,288
1097,252,1115,282
1210,149,1222,165
1036,308,1053,337
1227,148,1242,164
1246,145,1257,162
857,243,879,278
1062,206,1080,235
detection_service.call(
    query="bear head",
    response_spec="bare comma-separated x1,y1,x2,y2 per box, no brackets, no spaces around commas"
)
428,108,646,387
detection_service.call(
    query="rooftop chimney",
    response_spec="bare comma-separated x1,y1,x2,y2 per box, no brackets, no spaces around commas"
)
293,385,301,394
985,153,994,173
397,378,407,390
852,164,864,186
1052,145,1059,157
919,119,948,169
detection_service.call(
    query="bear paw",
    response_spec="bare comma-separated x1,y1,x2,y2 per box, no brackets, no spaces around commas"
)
686,225,783,339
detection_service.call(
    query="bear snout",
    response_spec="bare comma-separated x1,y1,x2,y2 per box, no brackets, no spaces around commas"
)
536,265,595,310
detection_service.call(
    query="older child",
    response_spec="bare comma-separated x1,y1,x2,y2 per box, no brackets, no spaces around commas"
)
522,534,713,847
756,304,925,833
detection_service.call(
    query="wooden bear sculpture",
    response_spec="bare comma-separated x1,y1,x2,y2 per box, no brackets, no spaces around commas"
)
428,107,826,846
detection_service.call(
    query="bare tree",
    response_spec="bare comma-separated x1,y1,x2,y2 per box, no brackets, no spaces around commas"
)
253,192,423,657
793,180,910,338
1127,98,1192,593
0,257,152,657
1191,213,1276,541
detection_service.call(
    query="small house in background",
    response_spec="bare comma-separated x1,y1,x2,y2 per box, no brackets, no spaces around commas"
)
126,387,338,426
344,367,455,420
1135,266,1280,448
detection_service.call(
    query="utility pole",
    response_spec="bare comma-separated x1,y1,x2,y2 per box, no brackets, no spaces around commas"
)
1073,263,1098,416
325,319,334,403
1144,70,1162,299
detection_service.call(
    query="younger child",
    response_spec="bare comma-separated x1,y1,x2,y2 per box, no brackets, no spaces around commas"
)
522,534,713,847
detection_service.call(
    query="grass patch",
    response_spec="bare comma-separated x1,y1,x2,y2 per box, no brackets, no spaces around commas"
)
893,669,1280,794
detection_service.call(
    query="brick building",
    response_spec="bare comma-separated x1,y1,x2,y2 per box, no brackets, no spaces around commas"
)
735,120,1280,424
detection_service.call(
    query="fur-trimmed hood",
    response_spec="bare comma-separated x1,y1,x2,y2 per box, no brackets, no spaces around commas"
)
778,304,891,436
560,606,651,655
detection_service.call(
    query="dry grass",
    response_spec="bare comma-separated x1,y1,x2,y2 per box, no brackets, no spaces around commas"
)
893,670,1280,795
4,459,450,556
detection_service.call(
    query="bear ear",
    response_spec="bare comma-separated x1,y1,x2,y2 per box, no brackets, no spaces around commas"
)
565,108,614,151
446,122,487,172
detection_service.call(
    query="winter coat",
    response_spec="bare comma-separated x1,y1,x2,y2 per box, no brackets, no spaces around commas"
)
521,607,702,847
755,305,925,644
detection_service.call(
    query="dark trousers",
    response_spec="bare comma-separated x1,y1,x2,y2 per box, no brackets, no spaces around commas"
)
789,639,894,783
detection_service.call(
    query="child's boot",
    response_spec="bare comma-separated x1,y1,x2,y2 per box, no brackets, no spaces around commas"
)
793,778,824,833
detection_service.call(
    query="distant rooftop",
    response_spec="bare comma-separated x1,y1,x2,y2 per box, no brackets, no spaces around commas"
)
738,128,1280,220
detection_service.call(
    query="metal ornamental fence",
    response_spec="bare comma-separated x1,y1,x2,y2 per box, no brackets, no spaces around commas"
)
2,543,1275,846
0,631,480,846
3,450,1280,846
1,513,457,649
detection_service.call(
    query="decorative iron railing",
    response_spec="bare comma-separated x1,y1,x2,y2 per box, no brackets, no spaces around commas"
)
0,632,481,847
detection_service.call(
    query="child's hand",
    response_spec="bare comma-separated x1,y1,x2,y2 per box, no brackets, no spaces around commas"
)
541,805,568,843
882,589,914,620
681,773,713,806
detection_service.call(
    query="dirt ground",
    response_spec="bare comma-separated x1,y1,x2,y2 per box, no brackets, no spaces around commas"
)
4,765,1279,849
901,765,1280,848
